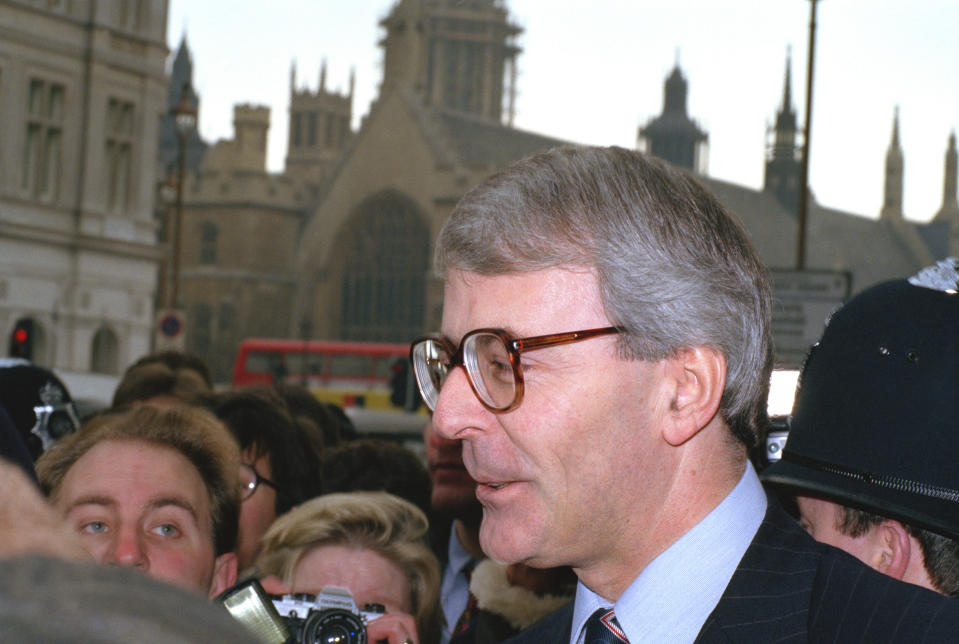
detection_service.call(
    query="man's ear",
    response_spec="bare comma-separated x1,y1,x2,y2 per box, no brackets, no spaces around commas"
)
662,346,726,446
874,520,911,581
208,551,238,599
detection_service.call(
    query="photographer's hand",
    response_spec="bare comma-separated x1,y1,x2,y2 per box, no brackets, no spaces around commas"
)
366,612,418,644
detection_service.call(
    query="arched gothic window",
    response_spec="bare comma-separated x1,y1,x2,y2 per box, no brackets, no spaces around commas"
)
338,193,430,342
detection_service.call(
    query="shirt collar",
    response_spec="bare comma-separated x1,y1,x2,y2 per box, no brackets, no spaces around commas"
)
447,521,475,576
571,461,766,644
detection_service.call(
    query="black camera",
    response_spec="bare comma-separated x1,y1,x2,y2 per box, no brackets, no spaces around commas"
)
219,579,385,644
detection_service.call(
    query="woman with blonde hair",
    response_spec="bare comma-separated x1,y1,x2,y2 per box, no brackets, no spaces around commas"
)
256,491,442,644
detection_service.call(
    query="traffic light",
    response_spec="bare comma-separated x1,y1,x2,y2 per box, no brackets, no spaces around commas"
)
389,358,408,408
8,319,34,360
388,357,420,411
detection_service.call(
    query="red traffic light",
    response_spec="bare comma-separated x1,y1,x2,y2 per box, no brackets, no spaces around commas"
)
13,328,28,344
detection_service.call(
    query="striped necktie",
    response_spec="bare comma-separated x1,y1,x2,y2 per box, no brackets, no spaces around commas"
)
584,607,629,643
451,559,478,636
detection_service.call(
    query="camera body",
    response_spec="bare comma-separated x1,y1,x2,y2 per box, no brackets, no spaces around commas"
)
276,587,385,644
220,579,384,644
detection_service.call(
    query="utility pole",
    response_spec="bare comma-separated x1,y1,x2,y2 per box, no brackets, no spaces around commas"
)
796,0,819,269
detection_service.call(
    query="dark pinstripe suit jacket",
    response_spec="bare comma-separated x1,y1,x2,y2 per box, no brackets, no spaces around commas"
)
505,495,959,643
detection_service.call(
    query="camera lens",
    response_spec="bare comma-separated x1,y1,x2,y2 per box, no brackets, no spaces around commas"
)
301,609,367,644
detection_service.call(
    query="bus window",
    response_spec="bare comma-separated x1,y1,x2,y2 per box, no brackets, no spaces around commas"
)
329,353,373,380
233,339,411,410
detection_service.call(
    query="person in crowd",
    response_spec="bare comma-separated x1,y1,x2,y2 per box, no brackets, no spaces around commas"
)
411,145,959,642
424,418,483,642
763,259,959,596
0,405,37,482
207,387,323,571
321,437,433,517
425,419,574,644
0,358,80,460
112,354,212,408
256,491,442,644
35,405,240,598
323,399,360,442
0,556,260,643
122,349,214,388
0,458,88,561
275,382,347,453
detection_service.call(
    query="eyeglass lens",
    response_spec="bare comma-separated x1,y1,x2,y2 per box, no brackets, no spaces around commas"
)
464,332,516,409
412,341,448,411
238,464,258,501
413,332,517,411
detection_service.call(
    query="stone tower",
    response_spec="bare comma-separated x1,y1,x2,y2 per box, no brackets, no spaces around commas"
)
933,131,959,255
880,107,904,220
284,60,354,182
764,50,801,214
638,60,708,173
378,0,521,123
232,104,270,172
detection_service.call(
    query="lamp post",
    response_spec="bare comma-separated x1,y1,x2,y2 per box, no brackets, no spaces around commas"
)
155,83,196,352
157,173,177,309
170,82,197,309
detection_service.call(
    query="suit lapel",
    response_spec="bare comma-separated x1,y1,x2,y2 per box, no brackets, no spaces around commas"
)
695,494,817,643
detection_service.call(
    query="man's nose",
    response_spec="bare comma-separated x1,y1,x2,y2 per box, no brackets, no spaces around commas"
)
105,525,147,570
432,365,486,440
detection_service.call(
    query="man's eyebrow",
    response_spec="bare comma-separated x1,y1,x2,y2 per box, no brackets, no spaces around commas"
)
146,496,200,522
63,495,116,512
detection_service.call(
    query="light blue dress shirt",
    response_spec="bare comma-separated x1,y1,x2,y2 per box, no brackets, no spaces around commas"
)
570,461,767,644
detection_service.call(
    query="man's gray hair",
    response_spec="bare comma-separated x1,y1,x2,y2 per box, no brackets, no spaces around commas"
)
436,145,772,446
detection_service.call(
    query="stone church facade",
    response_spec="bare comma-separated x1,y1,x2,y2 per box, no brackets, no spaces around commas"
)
173,0,958,381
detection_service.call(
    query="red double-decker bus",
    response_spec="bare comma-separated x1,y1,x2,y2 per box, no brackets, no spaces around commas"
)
232,338,412,410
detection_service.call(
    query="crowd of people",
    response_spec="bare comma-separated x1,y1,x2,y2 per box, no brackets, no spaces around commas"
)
3,144,959,643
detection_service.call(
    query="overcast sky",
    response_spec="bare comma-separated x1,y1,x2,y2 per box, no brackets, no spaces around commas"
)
167,1,959,222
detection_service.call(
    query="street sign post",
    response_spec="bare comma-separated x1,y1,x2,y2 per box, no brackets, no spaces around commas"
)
770,269,850,368
155,308,186,352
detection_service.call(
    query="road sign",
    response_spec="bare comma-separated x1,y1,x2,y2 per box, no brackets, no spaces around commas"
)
155,309,186,351
770,269,850,368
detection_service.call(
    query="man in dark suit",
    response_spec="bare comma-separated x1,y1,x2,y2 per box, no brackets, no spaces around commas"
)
409,145,959,642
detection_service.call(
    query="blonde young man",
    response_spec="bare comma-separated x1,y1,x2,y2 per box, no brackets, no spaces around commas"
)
36,405,240,598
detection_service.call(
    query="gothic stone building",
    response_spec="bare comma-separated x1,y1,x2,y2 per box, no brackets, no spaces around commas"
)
176,0,958,381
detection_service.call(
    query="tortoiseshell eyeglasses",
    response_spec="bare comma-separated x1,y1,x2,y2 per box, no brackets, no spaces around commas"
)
410,326,622,412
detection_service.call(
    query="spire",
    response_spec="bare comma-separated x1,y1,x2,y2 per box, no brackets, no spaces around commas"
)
881,107,904,220
764,47,801,213
890,105,901,148
349,67,356,99
935,130,959,221
638,60,707,172
320,58,327,91
780,46,793,112
290,59,297,94
663,63,688,116
169,35,195,111
774,48,798,145
172,34,193,80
